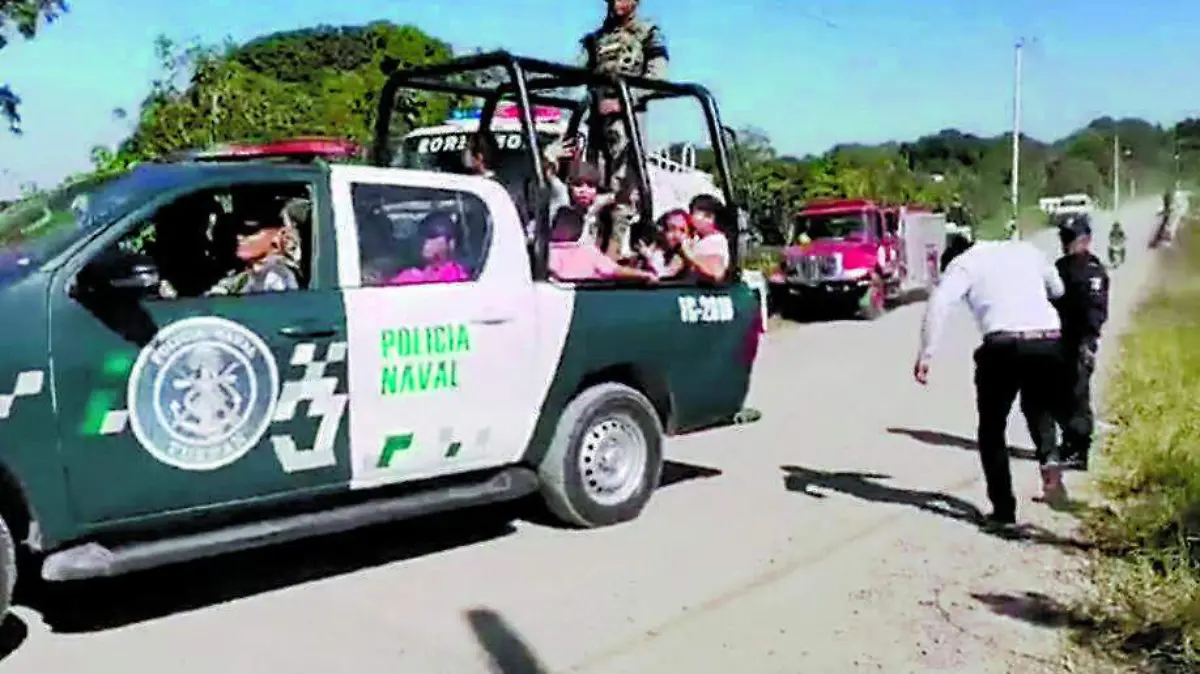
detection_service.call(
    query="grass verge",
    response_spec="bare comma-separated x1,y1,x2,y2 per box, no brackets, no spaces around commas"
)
1073,212,1200,672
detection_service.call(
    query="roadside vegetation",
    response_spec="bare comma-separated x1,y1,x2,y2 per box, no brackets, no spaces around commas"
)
1074,210,1200,672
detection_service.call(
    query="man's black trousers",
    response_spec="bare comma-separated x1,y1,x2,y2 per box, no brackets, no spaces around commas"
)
1059,339,1097,465
973,335,1063,519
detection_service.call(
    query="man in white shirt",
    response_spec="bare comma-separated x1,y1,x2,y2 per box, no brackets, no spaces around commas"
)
682,194,730,282
914,237,1067,528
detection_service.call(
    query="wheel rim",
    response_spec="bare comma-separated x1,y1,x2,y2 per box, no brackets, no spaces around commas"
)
577,413,649,506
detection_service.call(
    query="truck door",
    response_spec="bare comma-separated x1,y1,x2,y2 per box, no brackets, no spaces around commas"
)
328,166,537,491
48,176,353,525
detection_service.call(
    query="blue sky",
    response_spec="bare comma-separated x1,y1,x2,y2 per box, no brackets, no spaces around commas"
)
1,0,1198,197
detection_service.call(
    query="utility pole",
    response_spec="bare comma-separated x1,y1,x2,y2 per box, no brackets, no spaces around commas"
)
1112,133,1121,213
1008,39,1024,239
1174,128,1181,190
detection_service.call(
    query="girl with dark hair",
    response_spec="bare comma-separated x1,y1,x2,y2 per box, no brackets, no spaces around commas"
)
636,208,690,279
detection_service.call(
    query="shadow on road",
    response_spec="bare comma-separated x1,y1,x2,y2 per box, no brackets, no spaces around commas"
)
19,507,520,635
781,465,983,524
886,427,1039,462
15,460,721,637
466,607,550,674
0,614,28,664
972,591,1092,629
780,464,1097,551
660,460,723,487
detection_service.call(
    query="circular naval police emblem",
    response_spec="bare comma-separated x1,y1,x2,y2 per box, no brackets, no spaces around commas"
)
127,316,280,471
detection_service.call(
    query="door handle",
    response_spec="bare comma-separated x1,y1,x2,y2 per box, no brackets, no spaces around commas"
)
471,316,511,326
279,325,338,338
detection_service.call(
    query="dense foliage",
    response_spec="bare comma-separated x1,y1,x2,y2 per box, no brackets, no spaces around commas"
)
0,0,68,133
686,117,1200,241
49,22,1200,241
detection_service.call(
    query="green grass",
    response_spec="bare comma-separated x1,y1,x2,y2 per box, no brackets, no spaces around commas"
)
1073,214,1200,671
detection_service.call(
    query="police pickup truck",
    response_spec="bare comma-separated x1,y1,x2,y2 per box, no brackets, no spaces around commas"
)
0,52,760,615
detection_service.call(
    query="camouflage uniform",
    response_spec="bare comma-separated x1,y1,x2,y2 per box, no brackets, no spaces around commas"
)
207,255,298,295
207,201,303,295
581,14,668,258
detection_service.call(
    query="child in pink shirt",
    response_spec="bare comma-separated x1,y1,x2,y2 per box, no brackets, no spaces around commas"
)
389,212,470,285
548,207,655,282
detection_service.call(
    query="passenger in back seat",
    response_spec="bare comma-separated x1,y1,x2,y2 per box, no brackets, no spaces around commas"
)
387,212,470,286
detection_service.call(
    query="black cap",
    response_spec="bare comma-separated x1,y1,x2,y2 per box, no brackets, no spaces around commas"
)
1056,213,1092,242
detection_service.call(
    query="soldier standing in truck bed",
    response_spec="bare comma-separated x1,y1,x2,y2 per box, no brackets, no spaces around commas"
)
1053,213,1110,471
580,0,669,259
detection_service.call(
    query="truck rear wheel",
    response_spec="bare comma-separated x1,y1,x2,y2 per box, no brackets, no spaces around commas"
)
0,514,15,619
537,382,665,528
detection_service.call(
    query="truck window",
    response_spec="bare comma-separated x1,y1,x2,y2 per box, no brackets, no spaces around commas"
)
871,211,884,239
795,213,868,240
350,183,491,287
101,181,315,299
884,211,899,234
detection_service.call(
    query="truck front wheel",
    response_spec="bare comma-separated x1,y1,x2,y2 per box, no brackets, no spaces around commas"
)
537,382,665,528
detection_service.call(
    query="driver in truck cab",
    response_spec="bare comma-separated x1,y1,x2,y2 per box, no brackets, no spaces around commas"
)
205,198,304,295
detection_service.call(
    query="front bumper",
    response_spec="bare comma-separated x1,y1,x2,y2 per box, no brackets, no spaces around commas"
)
773,277,871,297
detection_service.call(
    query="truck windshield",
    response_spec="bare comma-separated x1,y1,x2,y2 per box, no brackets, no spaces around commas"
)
0,166,188,284
796,213,869,241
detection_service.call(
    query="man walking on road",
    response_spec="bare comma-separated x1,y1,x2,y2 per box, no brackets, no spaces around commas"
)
913,237,1068,527
1053,214,1110,471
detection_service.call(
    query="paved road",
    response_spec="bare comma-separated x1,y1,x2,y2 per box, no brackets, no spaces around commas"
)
0,201,1161,673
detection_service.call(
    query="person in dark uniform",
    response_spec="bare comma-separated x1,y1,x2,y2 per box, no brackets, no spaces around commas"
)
1107,220,1126,268
1053,213,1110,471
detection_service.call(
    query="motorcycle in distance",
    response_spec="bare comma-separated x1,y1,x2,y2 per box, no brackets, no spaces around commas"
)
1108,221,1127,268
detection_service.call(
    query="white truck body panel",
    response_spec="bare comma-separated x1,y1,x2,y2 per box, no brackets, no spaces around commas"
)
900,211,947,293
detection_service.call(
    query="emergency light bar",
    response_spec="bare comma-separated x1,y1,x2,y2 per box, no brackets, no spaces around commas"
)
171,138,363,163
447,104,562,123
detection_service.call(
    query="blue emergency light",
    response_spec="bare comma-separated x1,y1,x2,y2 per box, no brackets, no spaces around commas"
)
449,108,483,121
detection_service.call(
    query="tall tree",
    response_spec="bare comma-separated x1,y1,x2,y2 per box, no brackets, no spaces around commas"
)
1,0,68,133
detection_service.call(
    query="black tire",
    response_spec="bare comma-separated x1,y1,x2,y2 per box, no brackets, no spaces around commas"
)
0,514,15,619
537,382,665,528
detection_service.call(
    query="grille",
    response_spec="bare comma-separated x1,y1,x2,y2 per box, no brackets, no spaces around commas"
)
817,255,840,276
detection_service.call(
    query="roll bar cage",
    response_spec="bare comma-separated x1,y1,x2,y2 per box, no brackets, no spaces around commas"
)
372,51,742,281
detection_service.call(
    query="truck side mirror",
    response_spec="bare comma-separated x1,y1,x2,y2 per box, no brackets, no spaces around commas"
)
75,250,161,299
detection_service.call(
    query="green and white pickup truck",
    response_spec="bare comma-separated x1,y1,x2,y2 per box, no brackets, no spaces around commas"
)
0,52,761,614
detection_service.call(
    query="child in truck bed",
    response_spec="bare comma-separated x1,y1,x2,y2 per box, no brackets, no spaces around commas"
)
548,207,655,282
